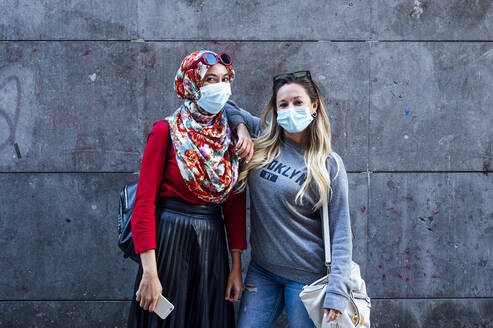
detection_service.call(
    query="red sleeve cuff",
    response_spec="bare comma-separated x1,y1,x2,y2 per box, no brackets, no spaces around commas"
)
222,190,247,250
133,239,156,255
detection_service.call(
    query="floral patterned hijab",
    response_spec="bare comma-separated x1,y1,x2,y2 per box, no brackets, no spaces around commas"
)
167,50,239,203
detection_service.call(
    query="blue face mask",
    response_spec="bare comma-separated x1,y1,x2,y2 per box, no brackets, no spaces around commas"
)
197,82,232,115
276,107,314,133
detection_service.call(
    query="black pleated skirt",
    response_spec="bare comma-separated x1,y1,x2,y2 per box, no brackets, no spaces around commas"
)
127,200,235,328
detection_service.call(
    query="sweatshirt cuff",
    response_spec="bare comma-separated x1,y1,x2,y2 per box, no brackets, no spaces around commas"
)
228,113,247,131
323,291,350,314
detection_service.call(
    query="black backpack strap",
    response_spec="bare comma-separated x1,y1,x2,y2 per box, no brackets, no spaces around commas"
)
152,119,172,209
160,119,172,187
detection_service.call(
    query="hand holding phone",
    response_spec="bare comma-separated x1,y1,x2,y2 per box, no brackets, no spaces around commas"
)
152,294,174,320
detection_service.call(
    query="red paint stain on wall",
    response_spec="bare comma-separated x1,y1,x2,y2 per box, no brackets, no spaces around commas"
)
149,55,156,69
388,207,401,216
16,285,29,292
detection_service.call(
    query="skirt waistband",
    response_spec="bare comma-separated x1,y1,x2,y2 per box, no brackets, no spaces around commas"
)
156,197,222,217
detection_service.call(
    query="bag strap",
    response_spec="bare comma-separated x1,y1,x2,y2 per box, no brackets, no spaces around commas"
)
154,119,172,204
162,119,172,175
161,119,172,183
322,153,334,273
322,196,332,273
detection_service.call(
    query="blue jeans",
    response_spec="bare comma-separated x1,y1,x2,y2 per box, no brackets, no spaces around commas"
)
237,260,314,328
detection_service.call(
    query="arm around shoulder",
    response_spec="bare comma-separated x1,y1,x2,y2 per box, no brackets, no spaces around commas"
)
224,99,261,137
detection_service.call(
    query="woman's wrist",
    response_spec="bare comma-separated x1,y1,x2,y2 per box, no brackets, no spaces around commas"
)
237,123,249,134
230,250,242,272
140,249,158,275
142,270,159,278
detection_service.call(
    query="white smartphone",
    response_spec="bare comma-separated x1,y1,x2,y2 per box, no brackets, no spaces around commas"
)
153,294,174,320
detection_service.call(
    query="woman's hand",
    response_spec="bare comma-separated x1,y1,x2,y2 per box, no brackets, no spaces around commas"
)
225,267,243,302
136,249,162,312
235,123,254,163
136,271,163,311
324,308,342,322
225,250,243,302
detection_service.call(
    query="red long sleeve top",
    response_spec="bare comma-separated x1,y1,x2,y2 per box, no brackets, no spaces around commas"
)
131,120,247,254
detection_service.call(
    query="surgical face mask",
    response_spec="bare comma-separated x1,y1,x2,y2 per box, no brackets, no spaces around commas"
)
276,107,314,133
196,82,232,115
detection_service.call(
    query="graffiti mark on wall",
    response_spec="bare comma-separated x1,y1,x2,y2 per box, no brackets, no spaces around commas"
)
0,75,21,152
0,66,34,165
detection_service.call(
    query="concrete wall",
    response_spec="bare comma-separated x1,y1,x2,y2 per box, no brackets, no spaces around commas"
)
1,1,492,327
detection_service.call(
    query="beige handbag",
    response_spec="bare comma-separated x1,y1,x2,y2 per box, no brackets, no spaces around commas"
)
299,197,371,327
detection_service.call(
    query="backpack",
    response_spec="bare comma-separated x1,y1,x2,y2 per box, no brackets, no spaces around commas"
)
118,120,171,263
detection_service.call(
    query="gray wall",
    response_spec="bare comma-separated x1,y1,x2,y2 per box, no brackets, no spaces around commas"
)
1,1,492,327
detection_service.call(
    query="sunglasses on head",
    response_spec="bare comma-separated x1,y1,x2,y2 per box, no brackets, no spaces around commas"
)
273,70,311,83
190,52,233,70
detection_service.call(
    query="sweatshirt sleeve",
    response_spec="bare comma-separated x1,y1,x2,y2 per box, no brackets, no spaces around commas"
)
222,189,247,250
322,152,353,313
223,99,261,138
131,120,169,254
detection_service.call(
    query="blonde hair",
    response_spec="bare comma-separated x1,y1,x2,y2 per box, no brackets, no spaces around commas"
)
236,76,339,209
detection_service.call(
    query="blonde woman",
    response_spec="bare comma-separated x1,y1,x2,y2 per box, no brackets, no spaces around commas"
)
225,71,352,327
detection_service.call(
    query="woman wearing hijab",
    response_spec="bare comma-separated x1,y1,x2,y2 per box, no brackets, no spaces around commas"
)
126,50,252,328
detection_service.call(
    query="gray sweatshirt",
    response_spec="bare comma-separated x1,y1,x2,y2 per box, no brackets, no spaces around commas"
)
225,100,353,314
